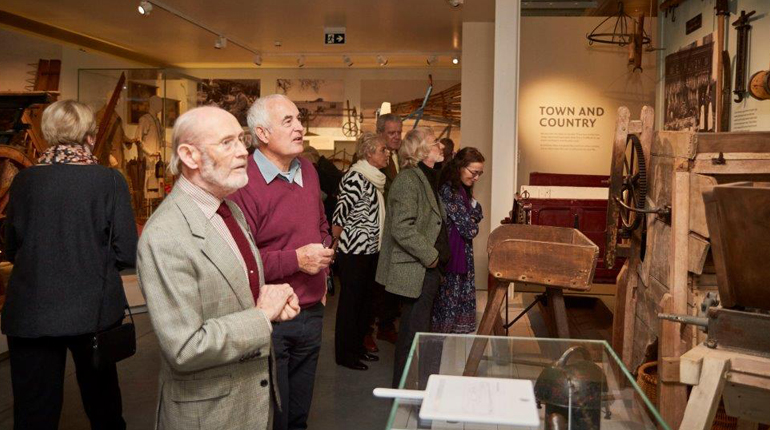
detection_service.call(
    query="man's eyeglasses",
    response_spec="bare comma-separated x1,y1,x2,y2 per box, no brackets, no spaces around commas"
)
464,167,484,178
322,234,339,250
211,133,254,151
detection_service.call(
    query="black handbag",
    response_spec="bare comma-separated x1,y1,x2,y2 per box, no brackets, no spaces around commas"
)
91,172,136,369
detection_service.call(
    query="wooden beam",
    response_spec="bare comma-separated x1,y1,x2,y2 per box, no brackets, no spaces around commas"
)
659,293,688,430
679,358,730,430
0,11,167,67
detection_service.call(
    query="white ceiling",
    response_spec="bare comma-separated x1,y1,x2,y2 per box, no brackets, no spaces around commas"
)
1,0,496,68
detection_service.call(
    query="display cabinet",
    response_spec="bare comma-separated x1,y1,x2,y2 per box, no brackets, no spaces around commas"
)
385,333,667,430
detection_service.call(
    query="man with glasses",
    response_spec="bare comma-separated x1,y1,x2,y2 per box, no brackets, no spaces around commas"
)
137,106,300,430
229,94,333,430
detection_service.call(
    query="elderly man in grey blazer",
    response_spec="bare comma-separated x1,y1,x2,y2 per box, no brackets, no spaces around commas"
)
137,106,300,430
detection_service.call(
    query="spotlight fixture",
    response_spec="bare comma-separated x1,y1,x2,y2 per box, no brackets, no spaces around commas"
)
214,35,227,49
343,55,353,67
297,55,305,68
377,55,388,66
253,53,263,66
446,0,464,7
452,56,460,65
426,54,438,66
137,1,153,15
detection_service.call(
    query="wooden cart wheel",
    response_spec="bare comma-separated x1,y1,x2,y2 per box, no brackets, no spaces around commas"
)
617,134,647,236
342,121,359,137
605,123,647,266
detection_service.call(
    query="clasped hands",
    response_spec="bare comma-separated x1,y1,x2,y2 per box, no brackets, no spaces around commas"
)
256,284,300,322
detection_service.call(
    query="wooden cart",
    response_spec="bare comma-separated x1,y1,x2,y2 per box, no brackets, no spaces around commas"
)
463,224,598,376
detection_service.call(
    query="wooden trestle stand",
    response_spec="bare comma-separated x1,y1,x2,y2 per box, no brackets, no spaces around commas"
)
463,224,598,376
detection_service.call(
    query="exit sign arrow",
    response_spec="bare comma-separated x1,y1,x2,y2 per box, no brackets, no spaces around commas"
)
324,27,346,45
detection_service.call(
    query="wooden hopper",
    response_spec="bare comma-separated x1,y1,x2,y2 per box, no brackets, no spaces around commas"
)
488,224,599,291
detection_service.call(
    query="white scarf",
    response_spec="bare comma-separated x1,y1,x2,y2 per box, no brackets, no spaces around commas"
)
349,159,387,249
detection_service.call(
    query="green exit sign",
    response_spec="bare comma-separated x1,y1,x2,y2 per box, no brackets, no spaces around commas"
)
324,27,346,45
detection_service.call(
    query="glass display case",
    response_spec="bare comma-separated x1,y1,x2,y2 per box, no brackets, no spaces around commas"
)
386,333,667,430
78,68,201,220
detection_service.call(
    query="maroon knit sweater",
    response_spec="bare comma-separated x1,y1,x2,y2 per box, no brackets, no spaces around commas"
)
229,156,329,308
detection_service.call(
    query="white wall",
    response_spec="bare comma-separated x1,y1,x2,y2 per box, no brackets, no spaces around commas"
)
518,17,657,185
462,22,495,290
656,0,770,131
491,0,520,235
0,28,62,92
0,27,149,98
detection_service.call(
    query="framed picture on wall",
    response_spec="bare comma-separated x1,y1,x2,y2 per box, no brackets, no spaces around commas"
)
196,79,261,126
163,98,180,127
277,78,344,129
127,81,158,124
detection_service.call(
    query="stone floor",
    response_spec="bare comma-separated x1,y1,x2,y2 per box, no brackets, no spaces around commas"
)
0,286,611,429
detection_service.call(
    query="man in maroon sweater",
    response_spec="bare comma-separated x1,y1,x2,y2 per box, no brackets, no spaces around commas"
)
229,94,334,430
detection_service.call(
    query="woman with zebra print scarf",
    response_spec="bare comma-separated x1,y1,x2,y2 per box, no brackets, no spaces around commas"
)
331,133,391,370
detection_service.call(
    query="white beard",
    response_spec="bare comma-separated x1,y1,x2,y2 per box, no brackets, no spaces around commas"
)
200,151,248,195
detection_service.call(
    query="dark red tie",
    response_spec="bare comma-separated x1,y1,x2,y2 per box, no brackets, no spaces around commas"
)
217,202,260,300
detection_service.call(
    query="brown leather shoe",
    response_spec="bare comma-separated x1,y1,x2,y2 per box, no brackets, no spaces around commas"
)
364,334,379,353
376,328,398,344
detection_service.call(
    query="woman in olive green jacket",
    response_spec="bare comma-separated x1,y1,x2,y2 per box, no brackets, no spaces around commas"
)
375,126,448,387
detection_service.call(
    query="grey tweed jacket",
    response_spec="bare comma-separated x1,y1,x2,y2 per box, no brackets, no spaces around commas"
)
376,166,446,298
137,185,277,430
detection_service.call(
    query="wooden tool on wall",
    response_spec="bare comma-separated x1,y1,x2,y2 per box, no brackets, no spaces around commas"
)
714,0,730,132
659,0,689,22
629,14,645,72
733,10,756,103
92,72,126,165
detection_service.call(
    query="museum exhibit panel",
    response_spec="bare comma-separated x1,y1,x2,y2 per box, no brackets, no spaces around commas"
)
2,0,770,429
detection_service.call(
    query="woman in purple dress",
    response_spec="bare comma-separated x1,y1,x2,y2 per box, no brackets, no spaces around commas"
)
432,147,485,333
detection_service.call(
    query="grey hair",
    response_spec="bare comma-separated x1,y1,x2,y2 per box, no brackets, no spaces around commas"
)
398,127,434,168
376,113,401,134
41,100,97,147
356,132,385,160
169,106,211,176
247,94,292,146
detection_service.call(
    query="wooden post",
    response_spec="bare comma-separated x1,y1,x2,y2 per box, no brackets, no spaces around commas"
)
679,358,730,430
656,165,692,429
658,293,688,429
464,278,508,376
548,288,570,338
611,261,629,354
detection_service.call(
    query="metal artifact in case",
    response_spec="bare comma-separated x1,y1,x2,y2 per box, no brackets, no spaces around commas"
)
385,333,668,430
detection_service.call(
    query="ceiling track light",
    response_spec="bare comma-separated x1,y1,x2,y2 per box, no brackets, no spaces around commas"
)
452,56,460,65
426,54,438,66
377,55,388,66
253,53,263,66
214,35,227,49
343,55,353,67
297,55,306,68
138,0,153,15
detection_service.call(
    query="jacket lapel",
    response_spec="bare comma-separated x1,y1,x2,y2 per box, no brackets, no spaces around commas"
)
171,188,254,309
414,168,441,217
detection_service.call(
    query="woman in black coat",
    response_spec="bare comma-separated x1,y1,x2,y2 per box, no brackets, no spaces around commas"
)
1,100,138,430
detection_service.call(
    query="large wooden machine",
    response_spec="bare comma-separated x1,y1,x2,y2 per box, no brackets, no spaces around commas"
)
604,116,770,428
661,182,770,430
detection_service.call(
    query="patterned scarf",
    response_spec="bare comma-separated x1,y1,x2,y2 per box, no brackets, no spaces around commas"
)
38,144,99,165
349,159,387,249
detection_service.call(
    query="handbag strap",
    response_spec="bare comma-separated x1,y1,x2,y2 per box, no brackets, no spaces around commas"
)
93,171,134,333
